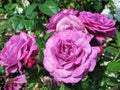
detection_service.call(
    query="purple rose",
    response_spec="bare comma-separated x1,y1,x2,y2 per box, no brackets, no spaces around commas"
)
46,9,79,33
56,15,85,32
43,30,100,84
4,74,26,90
79,11,116,43
0,32,38,74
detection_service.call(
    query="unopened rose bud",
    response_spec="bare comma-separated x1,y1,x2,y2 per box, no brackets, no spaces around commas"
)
27,57,37,68
99,46,103,56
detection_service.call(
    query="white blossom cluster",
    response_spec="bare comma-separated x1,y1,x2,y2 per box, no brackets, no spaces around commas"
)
21,0,30,7
101,7,113,19
113,0,120,22
14,0,30,14
16,7,23,14
101,0,120,22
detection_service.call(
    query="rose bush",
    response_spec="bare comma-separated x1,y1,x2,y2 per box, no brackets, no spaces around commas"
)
43,30,101,84
0,0,120,89
0,32,38,74
79,11,116,43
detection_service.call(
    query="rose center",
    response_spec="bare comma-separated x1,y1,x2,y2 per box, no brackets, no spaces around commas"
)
56,39,79,64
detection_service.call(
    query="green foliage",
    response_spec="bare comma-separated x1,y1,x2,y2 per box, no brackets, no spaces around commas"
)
94,0,103,12
25,3,38,19
60,83,70,90
38,0,59,16
115,30,120,46
0,66,5,76
105,77,120,86
107,61,120,72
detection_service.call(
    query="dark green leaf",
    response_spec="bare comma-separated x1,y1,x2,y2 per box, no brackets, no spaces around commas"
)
12,20,24,32
25,3,37,15
0,42,4,50
60,83,74,90
102,47,119,62
44,32,54,41
104,46,118,57
36,39,45,60
94,1,102,12
26,11,38,19
25,67,38,88
0,8,4,13
115,31,120,46
25,3,37,18
105,77,120,86
107,61,120,72
0,66,5,75
38,0,59,16
24,20,34,30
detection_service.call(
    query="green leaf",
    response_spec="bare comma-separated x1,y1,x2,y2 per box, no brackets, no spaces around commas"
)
104,46,118,57
24,20,34,30
94,0,102,12
60,83,74,90
80,79,91,90
25,67,38,88
102,47,119,62
38,0,59,16
0,8,4,13
43,86,52,90
44,32,54,41
105,77,120,86
0,42,4,50
4,3,18,10
60,83,65,90
27,82,36,88
12,20,24,32
103,0,109,2
0,66,5,75
36,39,45,60
26,11,38,19
107,61,120,72
115,31,120,46
25,3,37,19
25,3,37,15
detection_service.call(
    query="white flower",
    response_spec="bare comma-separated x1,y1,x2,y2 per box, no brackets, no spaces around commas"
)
16,7,23,14
114,5,120,22
112,0,120,6
116,5,120,15
14,6,23,14
101,8,113,19
39,33,44,38
21,0,30,7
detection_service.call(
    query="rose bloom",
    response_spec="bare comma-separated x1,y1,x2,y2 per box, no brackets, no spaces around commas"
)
0,32,38,74
43,30,101,84
46,9,79,33
4,74,26,90
79,11,116,43
56,15,85,32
